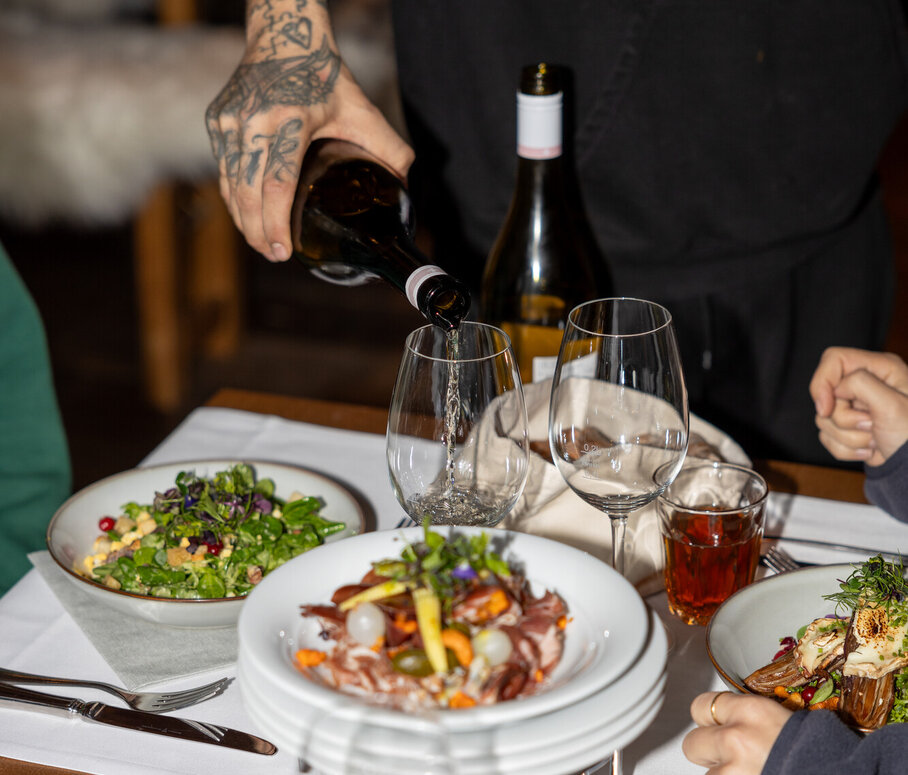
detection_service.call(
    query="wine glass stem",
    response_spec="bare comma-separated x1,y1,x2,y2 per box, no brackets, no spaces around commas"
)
610,515,628,577
609,515,628,775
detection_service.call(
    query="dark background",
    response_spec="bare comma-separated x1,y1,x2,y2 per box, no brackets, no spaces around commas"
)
2,1,908,493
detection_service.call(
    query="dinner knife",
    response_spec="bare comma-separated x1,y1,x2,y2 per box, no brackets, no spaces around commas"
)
0,682,277,755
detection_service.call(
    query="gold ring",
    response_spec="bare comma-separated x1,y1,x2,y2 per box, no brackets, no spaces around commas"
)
709,692,728,725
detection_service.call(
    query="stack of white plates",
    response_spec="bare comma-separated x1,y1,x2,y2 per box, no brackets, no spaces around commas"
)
237,528,667,775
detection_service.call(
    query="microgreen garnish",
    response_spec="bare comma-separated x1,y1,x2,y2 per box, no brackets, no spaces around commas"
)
374,524,510,611
823,554,908,616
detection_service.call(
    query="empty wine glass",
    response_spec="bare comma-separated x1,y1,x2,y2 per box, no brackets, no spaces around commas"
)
387,322,529,527
548,298,689,576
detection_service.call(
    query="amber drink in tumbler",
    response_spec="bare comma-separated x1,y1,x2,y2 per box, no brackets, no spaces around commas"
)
656,462,767,625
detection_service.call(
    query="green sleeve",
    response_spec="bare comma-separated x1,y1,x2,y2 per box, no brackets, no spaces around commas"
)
0,243,71,595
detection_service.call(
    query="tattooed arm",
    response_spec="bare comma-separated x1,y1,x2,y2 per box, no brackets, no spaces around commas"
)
206,0,413,261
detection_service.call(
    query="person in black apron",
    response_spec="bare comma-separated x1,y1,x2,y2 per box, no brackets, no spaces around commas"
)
207,0,908,465
392,0,908,465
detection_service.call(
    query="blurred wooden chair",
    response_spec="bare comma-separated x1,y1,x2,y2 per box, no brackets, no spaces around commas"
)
134,0,242,414
0,0,244,413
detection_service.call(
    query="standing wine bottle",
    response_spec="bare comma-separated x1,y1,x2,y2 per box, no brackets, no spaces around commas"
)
290,139,471,331
481,63,610,382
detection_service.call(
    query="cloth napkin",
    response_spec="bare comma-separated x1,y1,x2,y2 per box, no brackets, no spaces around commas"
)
28,550,237,689
499,380,751,592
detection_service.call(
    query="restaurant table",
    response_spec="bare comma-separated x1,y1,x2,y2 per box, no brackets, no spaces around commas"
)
1,388,904,775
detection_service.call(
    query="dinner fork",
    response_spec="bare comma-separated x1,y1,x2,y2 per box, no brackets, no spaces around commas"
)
760,546,811,574
0,668,231,713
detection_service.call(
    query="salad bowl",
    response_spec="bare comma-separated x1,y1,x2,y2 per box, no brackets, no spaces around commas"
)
706,563,853,692
46,459,365,628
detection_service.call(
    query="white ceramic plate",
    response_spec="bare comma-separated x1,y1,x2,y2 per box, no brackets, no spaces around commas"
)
238,608,666,766
238,526,650,731
46,459,365,628
242,665,665,775
707,564,853,692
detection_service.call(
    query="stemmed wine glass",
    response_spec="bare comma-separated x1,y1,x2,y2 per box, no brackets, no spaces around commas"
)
387,321,529,527
548,298,688,775
548,298,689,576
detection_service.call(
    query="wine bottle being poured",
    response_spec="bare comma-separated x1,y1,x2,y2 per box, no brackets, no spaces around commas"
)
290,139,471,331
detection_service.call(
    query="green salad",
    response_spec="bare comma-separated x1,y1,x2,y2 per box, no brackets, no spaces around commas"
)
82,463,345,599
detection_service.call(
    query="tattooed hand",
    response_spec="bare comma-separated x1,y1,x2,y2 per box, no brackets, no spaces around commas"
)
206,0,413,261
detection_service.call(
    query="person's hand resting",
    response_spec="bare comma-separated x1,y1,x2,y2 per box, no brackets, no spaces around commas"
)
683,691,791,775
205,0,413,262
809,347,908,466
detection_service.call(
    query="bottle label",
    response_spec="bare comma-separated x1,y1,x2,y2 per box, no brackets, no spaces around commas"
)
405,265,447,309
517,92,562,160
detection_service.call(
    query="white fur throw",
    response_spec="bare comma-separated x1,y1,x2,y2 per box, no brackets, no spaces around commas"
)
0,13,244,225
0,0,155,23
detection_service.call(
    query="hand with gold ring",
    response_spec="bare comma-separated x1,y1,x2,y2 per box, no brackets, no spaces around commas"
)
682,691,792,774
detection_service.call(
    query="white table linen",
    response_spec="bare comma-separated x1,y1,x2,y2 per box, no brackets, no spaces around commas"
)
2,406,908,775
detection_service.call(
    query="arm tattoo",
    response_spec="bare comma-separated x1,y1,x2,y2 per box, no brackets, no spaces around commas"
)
246,0,326,58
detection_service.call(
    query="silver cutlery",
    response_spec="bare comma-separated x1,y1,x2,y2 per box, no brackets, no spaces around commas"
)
0,667,231,713
760,546,810,574
762,534,902,563
0,682,276,755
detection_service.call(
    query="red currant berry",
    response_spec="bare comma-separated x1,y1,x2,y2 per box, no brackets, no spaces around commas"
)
98,517,115,532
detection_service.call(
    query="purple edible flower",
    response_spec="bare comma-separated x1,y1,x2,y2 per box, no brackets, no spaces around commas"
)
452,564,478,580
252,494,272,514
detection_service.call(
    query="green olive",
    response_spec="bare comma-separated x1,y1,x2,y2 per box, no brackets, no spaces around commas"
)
391,648,460,676
392,649,433,677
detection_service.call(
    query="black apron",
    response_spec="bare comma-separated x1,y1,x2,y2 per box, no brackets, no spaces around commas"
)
391,0,908,463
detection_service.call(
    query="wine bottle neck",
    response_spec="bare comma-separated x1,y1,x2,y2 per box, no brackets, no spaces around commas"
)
513,154,568,203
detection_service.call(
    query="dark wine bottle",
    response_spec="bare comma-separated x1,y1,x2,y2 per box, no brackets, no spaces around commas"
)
291,139,471,331
481,63,610,382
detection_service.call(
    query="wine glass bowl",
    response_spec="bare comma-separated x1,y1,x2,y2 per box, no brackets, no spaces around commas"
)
548,298,689,576
387,322,529,527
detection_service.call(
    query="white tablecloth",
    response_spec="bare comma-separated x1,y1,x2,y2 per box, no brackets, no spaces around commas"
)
2,406,908,775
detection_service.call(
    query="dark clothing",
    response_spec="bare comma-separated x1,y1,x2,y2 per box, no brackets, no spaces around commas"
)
391,0,908,464
865,440,908,522
765,707,908,774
